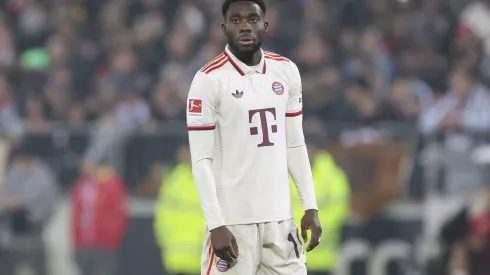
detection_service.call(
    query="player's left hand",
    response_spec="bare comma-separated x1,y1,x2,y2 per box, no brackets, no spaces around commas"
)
300,209,322,252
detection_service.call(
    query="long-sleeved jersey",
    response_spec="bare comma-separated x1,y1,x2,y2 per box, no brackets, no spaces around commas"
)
187,46,317,230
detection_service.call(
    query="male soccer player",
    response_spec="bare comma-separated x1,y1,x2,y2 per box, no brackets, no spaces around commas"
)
186,0,322,274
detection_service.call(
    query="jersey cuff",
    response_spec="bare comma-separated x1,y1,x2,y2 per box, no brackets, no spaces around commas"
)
187,125,216,131
286,110,303,117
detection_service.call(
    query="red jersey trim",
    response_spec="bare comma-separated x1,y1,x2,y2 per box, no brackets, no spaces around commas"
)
286,110,303,117
264,51,281,56
265,55,290,62
188,125,216,131
206,244,215,275
264,51,289,62
203,59,229,74
264,51,289,61
200,54,225,72
223,50,246,76
201,54,229,74
223,50,267,75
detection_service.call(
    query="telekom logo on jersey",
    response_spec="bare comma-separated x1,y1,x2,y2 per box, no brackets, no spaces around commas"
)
249,108,277,147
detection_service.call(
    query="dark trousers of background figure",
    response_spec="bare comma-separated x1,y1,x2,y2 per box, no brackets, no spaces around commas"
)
75,248,118,275
0,237,46,275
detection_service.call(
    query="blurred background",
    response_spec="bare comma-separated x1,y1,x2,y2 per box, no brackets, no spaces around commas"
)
1,0,490,274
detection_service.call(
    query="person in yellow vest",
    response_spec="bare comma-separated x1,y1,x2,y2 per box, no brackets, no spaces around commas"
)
290,143,351,275
154,145,204,275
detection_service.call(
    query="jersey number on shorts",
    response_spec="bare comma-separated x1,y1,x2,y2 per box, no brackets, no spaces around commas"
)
249,108,277,147
287,230,303,258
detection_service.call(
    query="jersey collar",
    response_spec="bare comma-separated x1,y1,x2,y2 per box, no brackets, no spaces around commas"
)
224,45,267,76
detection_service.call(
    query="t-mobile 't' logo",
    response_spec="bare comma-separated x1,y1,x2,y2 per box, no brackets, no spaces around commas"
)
249,108,277,147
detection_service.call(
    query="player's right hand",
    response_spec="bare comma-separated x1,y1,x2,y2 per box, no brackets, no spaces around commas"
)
210,225,239,262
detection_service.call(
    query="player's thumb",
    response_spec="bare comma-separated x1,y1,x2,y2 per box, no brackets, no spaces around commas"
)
306,241,313,252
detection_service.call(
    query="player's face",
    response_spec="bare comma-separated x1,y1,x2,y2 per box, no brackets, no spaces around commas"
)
222,2,268,54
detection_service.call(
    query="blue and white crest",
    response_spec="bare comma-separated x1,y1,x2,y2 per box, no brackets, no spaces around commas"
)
216,258,230,272
272,81,284,95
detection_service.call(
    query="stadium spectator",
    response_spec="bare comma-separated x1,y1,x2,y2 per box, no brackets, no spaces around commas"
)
439,186,490,275
419,66,490,133
70,161,128,275
290,141,351,275
0,75,24,139
0,141,58,275
154,145,202,275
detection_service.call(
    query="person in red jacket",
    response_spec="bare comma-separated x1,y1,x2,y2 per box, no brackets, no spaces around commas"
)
71,161,128,275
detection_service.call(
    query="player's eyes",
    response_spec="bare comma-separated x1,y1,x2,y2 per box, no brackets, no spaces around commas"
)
249,18,259,23
231,19,240,24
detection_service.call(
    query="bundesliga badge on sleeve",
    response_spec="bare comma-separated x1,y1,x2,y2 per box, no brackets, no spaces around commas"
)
188,98,203,117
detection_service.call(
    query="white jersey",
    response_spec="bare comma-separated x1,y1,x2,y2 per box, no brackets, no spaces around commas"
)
187,46,304,226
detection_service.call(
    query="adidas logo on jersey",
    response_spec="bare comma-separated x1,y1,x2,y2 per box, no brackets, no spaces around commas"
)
232,90,243,98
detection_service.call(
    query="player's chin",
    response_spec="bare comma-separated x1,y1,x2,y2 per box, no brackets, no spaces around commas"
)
234,42,260,53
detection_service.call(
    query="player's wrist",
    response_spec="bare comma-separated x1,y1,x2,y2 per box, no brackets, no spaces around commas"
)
210,225,227,232
303,203,318,211
207,222,226,231
305,209,318,215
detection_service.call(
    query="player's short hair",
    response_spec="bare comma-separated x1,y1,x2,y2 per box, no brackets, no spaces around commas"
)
222,0,266,17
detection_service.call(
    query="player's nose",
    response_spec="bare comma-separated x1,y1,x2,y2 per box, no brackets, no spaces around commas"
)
238,22,252,32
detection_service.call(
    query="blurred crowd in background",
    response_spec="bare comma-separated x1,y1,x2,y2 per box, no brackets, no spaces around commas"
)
0,0,489,135
1,0,490,275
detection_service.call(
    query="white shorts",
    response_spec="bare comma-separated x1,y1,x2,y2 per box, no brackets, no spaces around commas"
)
201,219,307,275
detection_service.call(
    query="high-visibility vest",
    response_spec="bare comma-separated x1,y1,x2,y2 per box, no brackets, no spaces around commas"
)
290,151,351,272
154,163,204,274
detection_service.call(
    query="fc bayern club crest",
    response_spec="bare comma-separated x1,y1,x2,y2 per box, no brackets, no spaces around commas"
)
272,81,284,95
216,258,230,272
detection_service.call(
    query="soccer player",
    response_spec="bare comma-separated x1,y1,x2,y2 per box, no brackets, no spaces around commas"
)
186,0,322,274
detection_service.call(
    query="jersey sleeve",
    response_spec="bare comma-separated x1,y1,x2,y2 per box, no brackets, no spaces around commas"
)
186,72,219,130
285,61,306,148
285,62,318,211
286,61,303,117
186,72,226,230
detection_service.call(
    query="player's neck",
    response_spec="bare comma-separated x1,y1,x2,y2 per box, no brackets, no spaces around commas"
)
230,47,262,66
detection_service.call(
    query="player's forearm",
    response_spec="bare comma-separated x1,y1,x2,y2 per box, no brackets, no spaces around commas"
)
286,117,318,211
287,146,318,210
188,130,225,230
192,159,226,230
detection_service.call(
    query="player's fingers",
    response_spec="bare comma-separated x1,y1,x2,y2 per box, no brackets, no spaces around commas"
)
301,223,308,242
216,248,234,262
306,238,320,252
214,249,228,262
226,245,238,260
231,237,240,256
306,226,322,252
311,224,322,240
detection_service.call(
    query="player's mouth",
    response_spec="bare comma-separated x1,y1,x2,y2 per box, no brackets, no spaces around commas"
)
238,37,255,45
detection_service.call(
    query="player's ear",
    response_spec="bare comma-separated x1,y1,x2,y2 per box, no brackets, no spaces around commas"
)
264,21,268,32
221,22,226,35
